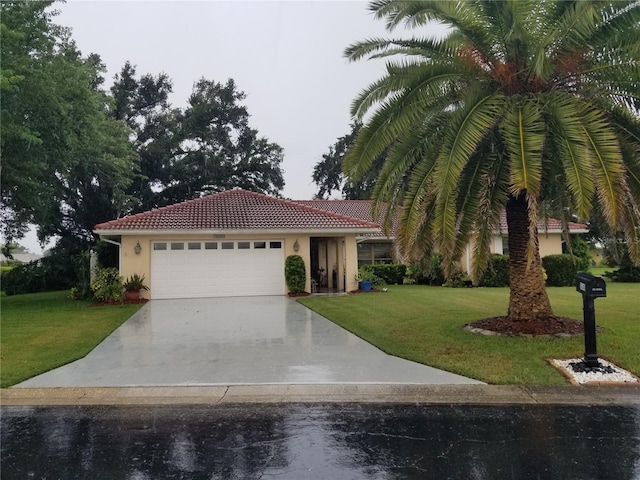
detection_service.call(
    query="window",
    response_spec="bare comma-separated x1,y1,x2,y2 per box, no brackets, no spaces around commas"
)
357,242,393,266
170,242,184,250
238,241,250,249
205,242,218,250
154,243,167,250
269,241,282,249
188,242,201,250
221,242,234,250
254,241,266,249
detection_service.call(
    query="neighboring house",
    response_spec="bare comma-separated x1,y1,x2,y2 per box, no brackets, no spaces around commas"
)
94,188,588,300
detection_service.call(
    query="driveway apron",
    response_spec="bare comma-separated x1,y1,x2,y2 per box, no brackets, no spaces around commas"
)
16,296,482,387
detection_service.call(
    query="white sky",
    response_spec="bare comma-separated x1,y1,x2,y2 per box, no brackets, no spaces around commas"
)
57,0,393,200
17,0,445,253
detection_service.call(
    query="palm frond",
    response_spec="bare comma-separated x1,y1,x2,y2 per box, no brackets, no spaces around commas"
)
433,91,504,263
546,94,594,219
501,97,545,199
580,106,625,227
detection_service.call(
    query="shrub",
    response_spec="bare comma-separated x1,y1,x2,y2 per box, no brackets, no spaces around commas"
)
408,253,445,285
285,255,306,293
91,267,123,303
359,264,406,285
542,254,583,287
479,254,510,287
603,253,640,282
563,236,591,272
442,265,468,288
357,266,386,288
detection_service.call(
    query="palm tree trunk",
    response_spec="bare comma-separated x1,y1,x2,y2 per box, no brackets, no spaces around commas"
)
506,193,554,321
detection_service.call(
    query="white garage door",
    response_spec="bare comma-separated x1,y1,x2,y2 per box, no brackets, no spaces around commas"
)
151,240,285,299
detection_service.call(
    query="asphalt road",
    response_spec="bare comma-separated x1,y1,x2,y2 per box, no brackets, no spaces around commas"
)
2,403,639,479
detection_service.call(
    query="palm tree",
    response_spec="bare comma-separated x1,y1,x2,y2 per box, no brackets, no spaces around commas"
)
343,0,640,323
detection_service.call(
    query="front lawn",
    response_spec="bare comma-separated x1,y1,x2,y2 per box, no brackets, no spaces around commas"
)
0,291,144,387
299,284,639,385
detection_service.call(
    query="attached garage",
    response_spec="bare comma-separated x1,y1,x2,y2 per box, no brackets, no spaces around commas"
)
150,240,285,299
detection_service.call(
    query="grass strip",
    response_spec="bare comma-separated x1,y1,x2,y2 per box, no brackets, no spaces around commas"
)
1,291,144,387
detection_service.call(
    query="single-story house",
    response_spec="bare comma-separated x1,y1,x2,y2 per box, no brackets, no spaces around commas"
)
94,188,588,299
94,188,380,299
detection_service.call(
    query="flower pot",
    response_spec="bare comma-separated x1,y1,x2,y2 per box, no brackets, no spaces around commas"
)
124,290,140,301
359,280,372,292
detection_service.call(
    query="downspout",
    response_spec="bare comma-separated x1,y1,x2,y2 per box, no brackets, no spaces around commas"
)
97,236,122,274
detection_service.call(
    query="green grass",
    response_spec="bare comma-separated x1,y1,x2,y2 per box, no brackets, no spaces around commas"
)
1,291,144,387
299,284,640,385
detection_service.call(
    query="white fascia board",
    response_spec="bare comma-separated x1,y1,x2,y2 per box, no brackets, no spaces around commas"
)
94,227,381,236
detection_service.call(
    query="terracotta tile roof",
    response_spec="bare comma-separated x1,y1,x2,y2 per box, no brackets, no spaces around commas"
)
296,200,398,238
497,211,588,233
94,188,380,232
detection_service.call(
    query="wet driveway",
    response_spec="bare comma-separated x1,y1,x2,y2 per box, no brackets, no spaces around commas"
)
2,403,639,479
16,296,481,387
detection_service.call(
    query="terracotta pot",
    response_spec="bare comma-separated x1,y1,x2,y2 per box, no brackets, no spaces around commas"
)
124,290,140,301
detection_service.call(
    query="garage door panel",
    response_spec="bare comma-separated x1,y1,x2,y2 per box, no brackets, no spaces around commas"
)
151,240,285,299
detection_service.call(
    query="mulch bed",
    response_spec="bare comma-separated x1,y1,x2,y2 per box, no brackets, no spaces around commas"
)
288,292,311,297
466,315,588,336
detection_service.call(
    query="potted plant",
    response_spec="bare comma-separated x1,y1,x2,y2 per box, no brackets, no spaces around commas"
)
123,273,148,300
356,268,376,292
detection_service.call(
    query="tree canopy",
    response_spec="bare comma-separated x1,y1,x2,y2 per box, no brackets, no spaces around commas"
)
1,2,285,249
110,65,285,212
312,121,387,199
1,0,137,246
344,0,640,323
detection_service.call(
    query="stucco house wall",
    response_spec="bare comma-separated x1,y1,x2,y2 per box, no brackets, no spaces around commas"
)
118,233,360,299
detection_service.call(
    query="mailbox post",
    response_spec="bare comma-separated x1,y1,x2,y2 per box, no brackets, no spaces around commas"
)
575,273,607,367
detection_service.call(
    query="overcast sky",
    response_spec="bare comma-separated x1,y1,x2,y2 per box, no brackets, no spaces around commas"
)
57,0,395,200
18,0,445,253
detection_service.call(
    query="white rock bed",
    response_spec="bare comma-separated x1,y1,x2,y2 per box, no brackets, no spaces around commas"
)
551,358,639,385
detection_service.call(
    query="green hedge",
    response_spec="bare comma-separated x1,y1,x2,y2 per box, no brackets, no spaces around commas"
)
542,254,585,287
479,254,510,287
360,264,406,285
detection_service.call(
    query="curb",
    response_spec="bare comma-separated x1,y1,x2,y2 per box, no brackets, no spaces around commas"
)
2,384,640,407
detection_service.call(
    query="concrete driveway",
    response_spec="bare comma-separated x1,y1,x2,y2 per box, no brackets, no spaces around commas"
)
16,296,482,387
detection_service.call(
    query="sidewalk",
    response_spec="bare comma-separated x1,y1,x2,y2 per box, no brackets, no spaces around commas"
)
3,384,639,406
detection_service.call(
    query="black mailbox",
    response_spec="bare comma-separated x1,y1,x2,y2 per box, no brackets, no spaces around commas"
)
575,273,607,367
575,273,606,298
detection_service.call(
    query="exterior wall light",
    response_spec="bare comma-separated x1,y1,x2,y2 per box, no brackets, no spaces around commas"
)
293,240,299,252
134,241,142,255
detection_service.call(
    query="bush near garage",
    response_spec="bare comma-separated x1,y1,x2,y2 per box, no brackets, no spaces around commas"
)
479,254,510,287
542,254,586,287
91,267,123,303
285,255,306,294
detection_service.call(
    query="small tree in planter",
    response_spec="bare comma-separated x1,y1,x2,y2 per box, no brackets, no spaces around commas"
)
123,273,149,300
285,255,306,295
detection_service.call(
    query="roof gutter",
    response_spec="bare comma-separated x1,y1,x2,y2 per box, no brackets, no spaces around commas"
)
98,236,121,247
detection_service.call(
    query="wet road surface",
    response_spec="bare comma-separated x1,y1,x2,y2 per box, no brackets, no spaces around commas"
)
2,403,639,479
